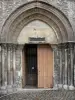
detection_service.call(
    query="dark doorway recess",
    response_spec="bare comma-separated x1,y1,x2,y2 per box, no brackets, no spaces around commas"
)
24,44,37,88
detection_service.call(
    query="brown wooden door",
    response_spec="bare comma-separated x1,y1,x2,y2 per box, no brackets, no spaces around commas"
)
37,44,53,88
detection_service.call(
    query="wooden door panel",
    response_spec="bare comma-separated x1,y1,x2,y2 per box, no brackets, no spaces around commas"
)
38,46,44,88
37,44,53,88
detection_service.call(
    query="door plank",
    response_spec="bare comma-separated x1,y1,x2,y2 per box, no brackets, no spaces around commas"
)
37,44,53,88
38,46,44,88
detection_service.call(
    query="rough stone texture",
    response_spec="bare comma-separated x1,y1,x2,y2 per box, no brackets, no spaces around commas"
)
0,46,1,87
62,48,65,85
0,43,75,91
1,1,72,43
53,43,75,88
0,1,75,99
0,90,75,100
0,44,23,90
15,48,22,88
53,46,60,87
74,45,75,85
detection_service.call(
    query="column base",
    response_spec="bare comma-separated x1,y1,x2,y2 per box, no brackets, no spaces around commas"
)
63,85,68,90
53,84,59,89
69,85,75,90
58,84,63,89
1,86,6,89
0,86,7,94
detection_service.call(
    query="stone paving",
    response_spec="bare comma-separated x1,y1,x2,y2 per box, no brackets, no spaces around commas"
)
0,89,75,100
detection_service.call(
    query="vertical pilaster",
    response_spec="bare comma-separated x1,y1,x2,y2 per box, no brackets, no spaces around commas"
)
69,43,74,90
67,45,71,86
10,45,14,85
52,45,59,89
7,45,10,85
64,44,68,89
1,45,5,86
59,45,63,88
74,44,75,87
7,45,12,86
4,44,8,87
13,45,24,88
0,46,2,87
20,45,24,88
61,46,65,87
13,45,16,86
20,48,22,88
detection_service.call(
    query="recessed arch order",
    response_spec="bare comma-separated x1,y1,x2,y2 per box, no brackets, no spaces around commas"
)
1,1,74,44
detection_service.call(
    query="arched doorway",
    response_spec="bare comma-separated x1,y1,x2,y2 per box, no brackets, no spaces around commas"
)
20,20,54,88
1,1,74,90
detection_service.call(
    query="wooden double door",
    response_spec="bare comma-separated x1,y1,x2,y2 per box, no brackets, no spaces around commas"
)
23,44,53,88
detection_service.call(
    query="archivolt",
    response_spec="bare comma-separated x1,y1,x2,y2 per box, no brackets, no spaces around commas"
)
1,1,74,44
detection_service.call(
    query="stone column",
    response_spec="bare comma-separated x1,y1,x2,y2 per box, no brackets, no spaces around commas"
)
0,46,2,87
69,43,74,90
64,44,68,89
59,45,63,88
4,44,8,87
67,46,71,86
7,45,12,87
62,47,65,87
7,45,10,85
1,45,5,86
20,45,24,88
74,44,75,88
12,45,16,86
52,45,59,89
10,46,14,86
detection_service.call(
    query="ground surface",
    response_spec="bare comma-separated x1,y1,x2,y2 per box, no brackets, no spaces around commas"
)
0,89,75,100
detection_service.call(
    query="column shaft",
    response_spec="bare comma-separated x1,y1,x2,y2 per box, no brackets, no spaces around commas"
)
52,45,59,88
64,48,68,88
0,46,2,87
70,48,74,86
13,46,16,85
7,46,11,85
59,49,63,86
1,45,5,86
21,49,23,87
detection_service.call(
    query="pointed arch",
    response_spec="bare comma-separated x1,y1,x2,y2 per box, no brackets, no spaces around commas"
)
1,1,74,44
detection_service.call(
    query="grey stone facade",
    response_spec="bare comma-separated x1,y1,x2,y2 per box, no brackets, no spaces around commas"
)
0,0,75,98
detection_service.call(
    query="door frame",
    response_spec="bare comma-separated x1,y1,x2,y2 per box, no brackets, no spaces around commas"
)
22,43,54,88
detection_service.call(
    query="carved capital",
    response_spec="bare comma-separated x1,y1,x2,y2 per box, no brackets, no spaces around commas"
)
51,44,58,51
68,43,74,49
18,45,24,50
12,44,17,50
